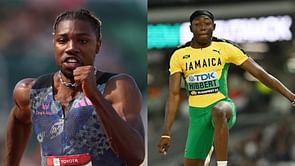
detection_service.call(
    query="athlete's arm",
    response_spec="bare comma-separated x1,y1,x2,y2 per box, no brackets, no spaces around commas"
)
158,72,182,154
240,57,295,102
73,66,144,165
75,67,145,166
4,79,34,166
99,74,145,166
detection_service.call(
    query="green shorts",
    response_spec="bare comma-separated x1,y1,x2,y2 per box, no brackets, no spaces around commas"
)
184,98,236,159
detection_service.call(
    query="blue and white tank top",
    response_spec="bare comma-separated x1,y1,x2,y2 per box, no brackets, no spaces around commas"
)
30,72,124,166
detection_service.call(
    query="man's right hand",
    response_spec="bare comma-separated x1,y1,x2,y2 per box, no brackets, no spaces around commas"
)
158,136,171,155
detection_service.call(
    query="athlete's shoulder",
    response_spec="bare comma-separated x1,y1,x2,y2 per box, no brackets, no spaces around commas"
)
32,73,54,89
107,73,138,87
14,72,54,105
14,78,36,92
13,78,36,107
169,41,191,60
212,36,238,46
212,37,245,53
103,72,141,107
97,71,137,89
95,71,117,85
173,41,191,52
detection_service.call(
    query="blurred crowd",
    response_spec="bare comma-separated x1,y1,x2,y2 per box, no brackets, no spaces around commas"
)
230,114,295,166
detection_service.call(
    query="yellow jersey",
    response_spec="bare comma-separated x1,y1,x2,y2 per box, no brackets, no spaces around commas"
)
169,37,248,107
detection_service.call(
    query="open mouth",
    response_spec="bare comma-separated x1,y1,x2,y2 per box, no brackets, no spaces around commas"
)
62,57,82,69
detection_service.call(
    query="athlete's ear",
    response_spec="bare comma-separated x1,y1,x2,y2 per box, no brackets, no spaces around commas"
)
52,32,55,45
213,23,216,30
95,39,101,54
189,24,192,32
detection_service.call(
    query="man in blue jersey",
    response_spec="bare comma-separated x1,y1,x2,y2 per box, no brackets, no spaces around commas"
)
4,9,145,166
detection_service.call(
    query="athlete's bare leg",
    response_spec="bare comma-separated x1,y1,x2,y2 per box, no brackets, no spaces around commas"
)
211,102,232,161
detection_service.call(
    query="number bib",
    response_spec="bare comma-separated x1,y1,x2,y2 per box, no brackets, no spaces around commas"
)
47,153,92,166
186,72,220,95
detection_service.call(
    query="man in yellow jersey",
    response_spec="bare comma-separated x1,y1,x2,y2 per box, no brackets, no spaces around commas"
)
158,10,295,166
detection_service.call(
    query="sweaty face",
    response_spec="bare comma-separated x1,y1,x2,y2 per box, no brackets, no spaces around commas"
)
190,15,215,45
53,19,100,78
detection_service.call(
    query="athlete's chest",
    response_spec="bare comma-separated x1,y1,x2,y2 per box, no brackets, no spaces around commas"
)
32,90,94,120
31,84,106,118
180,47,226,74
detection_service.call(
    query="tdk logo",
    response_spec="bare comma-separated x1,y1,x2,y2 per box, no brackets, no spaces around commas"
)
187,72,216,82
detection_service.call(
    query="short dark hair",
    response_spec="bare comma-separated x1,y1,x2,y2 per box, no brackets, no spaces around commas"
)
190,10,214,23
53,9,102,40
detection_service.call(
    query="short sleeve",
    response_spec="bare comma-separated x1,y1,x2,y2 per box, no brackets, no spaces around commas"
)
225,43,248,65
169,51,182,75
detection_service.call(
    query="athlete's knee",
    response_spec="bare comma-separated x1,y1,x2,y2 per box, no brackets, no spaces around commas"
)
212,103,232,122
212,107,226,121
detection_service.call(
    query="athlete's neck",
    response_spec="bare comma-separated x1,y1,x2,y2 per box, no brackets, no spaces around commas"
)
191,38,211,49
